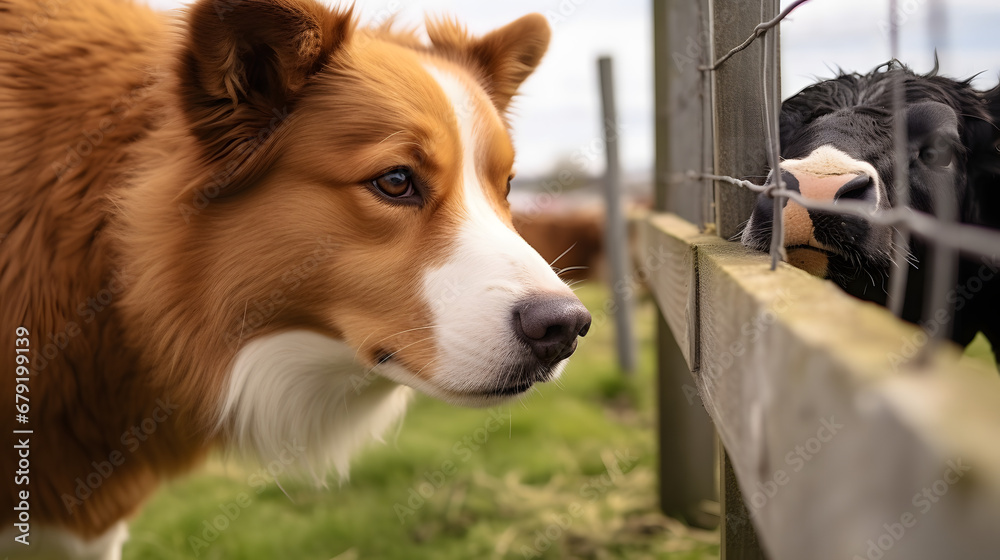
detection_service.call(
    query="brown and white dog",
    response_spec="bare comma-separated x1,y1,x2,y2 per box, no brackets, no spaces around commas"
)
0,0,591,557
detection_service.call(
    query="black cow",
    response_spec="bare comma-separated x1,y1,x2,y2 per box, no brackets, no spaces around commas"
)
741,62,1000,357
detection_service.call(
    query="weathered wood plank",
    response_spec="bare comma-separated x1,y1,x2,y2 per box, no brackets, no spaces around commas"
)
640,213,718,370
646,211,1000,560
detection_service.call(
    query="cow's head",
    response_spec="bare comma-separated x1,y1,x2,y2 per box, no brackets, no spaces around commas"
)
742,64,1000,296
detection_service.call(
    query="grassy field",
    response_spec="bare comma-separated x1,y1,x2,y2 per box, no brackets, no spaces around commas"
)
123,280,997,560
123,284,720,560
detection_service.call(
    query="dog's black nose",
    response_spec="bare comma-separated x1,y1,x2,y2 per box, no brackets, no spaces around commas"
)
513,294,592,363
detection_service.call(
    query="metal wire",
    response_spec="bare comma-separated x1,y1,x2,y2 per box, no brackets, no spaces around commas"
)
761,5,785,270
699,0,812,72
886,0,912,318
918,0,960,355
692,171,1000,262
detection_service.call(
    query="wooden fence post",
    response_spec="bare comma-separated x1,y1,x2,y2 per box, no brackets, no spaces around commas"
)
651,0,718,528
710,0,776,556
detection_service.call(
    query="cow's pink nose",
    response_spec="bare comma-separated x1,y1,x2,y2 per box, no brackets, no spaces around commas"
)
782,171,875,246
792,172,872,202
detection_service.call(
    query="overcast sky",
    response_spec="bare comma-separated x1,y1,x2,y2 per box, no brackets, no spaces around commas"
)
143,0,1000,179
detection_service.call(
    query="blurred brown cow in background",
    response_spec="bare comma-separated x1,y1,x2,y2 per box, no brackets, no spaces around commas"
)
509,174,652,284
513,209,605,282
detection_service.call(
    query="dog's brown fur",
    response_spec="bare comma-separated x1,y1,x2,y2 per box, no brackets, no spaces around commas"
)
1,0,550,540
0,0,193,537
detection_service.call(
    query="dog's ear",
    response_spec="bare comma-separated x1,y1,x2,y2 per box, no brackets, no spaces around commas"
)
176,0,353,197
428,14,551,113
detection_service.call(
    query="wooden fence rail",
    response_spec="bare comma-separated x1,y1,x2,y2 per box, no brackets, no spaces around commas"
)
644,212,1000,559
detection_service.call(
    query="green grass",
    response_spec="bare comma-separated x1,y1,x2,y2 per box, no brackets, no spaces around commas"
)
124,284,720,560
963,331,998,371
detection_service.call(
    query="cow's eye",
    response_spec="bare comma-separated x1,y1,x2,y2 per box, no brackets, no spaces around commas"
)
918,138,954,167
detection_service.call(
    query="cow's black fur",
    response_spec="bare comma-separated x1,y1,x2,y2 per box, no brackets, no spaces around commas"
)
743,62,1000,357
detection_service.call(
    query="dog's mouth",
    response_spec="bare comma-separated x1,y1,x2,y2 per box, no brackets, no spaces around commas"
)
369,343,566,407
484,382,534,397
374,348,394,365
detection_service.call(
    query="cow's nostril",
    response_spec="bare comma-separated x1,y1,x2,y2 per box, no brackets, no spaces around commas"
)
835,174,876,202
513,294,592,364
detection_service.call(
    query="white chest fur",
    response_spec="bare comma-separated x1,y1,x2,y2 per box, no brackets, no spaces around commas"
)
219,330,414,481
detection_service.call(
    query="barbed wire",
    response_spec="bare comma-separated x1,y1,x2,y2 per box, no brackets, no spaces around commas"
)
690,172,1000,261
699,0,812,72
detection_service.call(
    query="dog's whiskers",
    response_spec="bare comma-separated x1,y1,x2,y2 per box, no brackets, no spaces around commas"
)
556,266,589,277
549,243,577,269
363,335,435,376
354,324,442,363
414,357,440,378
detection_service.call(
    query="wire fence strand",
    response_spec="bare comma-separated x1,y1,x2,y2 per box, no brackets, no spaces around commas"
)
761,6,786,270
692,172,1000,267
887,0,913,318
699,0,811,72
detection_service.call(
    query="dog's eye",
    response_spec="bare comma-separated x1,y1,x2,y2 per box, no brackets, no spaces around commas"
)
372,169,416,199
